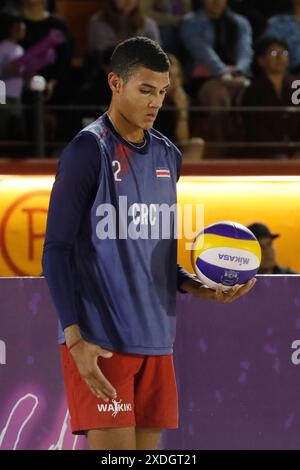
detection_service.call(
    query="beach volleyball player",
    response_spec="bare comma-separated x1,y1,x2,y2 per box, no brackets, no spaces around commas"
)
42,37,256,450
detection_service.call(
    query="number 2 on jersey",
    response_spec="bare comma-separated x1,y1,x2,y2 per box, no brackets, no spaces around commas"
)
112,160,122,181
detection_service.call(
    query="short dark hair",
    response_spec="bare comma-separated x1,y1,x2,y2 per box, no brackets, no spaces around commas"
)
110,36,170,81
0,11,23,41
254,35,289,58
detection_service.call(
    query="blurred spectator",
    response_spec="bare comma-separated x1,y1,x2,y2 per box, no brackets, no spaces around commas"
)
155,54,204,160
266,0,300,74
0,11,26,142
141,0,192,54
181,0,253,141
181,0,253,80
20,0,73,102
247,223,297,274
88,0,160,62
242,36,300,159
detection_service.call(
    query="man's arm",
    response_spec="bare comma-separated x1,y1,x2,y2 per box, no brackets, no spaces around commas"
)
42,132,100,330
42,132,117,401
64,324,82,347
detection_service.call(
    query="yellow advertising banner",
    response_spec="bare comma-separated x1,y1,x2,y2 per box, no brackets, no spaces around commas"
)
1,175,300,276
0,176,53,276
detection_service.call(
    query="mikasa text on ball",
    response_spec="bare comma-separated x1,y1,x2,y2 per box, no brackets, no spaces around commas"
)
191,221,261,291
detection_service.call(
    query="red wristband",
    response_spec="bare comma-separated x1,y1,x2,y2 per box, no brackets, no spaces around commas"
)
68,338,84,351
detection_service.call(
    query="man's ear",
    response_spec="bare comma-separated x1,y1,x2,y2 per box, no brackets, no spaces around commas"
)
108,72,122,94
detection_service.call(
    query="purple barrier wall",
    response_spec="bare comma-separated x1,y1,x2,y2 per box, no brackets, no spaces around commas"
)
0,278,87,450
1,277,300,450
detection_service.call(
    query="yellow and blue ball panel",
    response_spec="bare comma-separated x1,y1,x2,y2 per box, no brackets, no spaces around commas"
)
191,221,261,289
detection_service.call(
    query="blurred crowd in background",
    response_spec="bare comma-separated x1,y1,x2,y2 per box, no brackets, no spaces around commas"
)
0,0,300,159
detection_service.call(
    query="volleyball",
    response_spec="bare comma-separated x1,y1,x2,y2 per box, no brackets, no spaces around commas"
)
191,221,261,291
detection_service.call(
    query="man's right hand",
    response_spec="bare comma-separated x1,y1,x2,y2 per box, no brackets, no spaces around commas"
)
69,339,117,402
64,325,117,401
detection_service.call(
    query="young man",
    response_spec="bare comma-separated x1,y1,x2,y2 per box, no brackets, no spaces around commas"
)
42,37,256,451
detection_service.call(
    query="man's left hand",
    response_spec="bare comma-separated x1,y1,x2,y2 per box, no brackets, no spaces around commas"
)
180,278,257,303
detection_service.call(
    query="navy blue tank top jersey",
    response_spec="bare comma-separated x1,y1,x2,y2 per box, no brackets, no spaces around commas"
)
42,113,194,355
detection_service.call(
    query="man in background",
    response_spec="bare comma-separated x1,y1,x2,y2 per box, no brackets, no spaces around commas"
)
248,222,297,274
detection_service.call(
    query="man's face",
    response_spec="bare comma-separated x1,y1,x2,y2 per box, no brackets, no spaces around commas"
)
203,0,227,18
258,44,289,75
258,237,277,272
112,66,170,130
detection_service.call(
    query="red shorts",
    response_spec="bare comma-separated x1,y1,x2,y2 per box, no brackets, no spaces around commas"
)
60,345,178,434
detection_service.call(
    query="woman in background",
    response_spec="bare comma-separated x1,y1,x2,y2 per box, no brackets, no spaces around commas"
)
266,0,300,74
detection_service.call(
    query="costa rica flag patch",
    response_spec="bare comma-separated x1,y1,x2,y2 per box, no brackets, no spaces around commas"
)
156,168,171,178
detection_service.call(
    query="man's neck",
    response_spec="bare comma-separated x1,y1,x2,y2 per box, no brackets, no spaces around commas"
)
107,108,145,144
